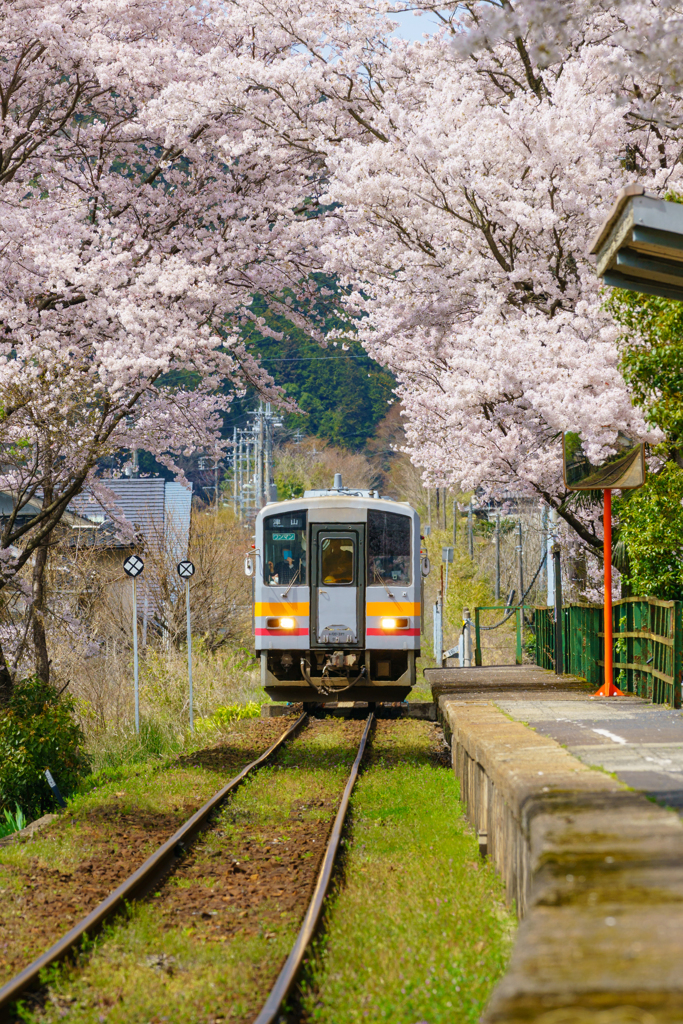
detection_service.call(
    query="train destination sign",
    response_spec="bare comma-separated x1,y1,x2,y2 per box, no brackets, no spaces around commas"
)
563,432,645,492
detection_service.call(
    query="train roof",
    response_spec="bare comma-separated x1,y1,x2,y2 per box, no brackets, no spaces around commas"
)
255,493,417,521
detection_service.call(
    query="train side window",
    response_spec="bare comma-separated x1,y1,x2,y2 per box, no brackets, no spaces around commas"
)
263,511,307,586
320,536,355,585
367,510,411,585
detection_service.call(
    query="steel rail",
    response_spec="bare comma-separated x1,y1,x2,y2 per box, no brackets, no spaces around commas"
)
253,711,374,1024
0,712,308,1014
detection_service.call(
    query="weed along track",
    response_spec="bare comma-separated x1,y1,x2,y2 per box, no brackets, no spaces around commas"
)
0,713,372,1024
0,712,306,1019
0,712,515,1024
297,718,515,1024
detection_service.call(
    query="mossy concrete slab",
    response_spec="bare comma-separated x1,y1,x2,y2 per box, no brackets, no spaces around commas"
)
439,695,683,1022
427,665,595,703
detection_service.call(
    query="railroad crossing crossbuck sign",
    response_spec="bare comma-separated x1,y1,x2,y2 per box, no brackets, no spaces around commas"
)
123,554,144,578
177,560,195,579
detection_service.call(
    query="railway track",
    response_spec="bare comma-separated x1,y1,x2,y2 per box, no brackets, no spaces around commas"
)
254,710,373,1024
0,711,307,1017
0,710,374,1023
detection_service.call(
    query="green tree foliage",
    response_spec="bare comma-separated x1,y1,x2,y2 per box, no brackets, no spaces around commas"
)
241,290,394,449
608,288,683,598
607,289,683,443
273,440,374,500
616,462,683,599
0,677,90,818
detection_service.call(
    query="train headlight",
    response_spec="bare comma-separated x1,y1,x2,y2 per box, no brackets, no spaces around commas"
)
380,617,408,630
266,617,296,630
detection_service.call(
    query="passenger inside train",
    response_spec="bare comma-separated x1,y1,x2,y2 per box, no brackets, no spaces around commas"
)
367,509,411,584
264,511,307,586
321,537,355,585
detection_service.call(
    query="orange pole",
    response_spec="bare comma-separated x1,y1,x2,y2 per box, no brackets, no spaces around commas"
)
604,488,612,689
594,487,623,696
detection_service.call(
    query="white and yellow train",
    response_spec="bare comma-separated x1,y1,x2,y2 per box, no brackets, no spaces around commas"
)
247,475,426,704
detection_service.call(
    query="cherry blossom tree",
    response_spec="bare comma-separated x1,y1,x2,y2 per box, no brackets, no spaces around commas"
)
4,0,683,699
0,0,335,695
233,0,683,559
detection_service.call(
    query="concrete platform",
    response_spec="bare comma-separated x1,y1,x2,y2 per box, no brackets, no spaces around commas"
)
426,664,594,701
437,666,683,1023
499,697,683,811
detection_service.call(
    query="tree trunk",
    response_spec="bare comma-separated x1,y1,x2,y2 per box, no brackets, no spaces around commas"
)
32,531,51,685
32,462,54,686
0,642,14,706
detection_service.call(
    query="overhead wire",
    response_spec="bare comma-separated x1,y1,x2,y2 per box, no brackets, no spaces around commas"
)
478,548,548,631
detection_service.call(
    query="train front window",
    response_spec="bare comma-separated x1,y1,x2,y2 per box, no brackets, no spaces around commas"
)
320,536,355,585
264,511,307,586
367,510,411,585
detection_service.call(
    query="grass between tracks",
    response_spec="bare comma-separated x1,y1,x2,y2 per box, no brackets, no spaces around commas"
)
298,719,516,1024
10,719,363,1024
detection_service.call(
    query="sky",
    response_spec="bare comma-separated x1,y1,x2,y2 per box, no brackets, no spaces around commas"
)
389,8,445,41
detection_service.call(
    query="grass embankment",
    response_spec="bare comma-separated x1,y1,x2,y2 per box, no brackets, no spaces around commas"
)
299,719,515,1024
12,719,365,1024
0,714,285,985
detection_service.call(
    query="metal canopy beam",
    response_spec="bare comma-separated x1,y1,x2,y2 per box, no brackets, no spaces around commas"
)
590,186,683,301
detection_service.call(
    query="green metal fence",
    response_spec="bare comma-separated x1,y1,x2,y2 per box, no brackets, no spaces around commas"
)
533,598,683,707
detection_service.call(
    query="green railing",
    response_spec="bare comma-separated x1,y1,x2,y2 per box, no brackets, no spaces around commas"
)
533,598,683,707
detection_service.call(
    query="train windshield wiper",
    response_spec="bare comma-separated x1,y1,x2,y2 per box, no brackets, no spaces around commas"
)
373,565,394,598
283,561,302,598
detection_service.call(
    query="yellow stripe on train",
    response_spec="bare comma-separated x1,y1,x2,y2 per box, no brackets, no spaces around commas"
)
255,602,310,616
366,602,420,616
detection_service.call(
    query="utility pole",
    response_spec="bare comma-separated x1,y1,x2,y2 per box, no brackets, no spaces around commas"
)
257,401,264,508
214,453,219,512
248,430,253,512
233,427,238,515
442,546,453,597
547,507,557,607
453,500,457,547
541,504,548,593
517,518,524,644
517,519,524,606
433,594,443,669
238,431,244,520
467,499,474,559
552,541,563,675
495,512,501,602
462,606,472,667
264,402,273,503
427,488,432,531
435,487,440,530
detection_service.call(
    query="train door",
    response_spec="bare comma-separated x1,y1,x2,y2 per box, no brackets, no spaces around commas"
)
311,525,365,646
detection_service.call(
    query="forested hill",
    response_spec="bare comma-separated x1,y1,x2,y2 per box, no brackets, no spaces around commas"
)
230,293,395,450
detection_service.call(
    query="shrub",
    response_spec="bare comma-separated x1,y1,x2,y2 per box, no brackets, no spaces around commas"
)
617,461,683,600
0,805,27,838
195,701,261,735
0,676,91,819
